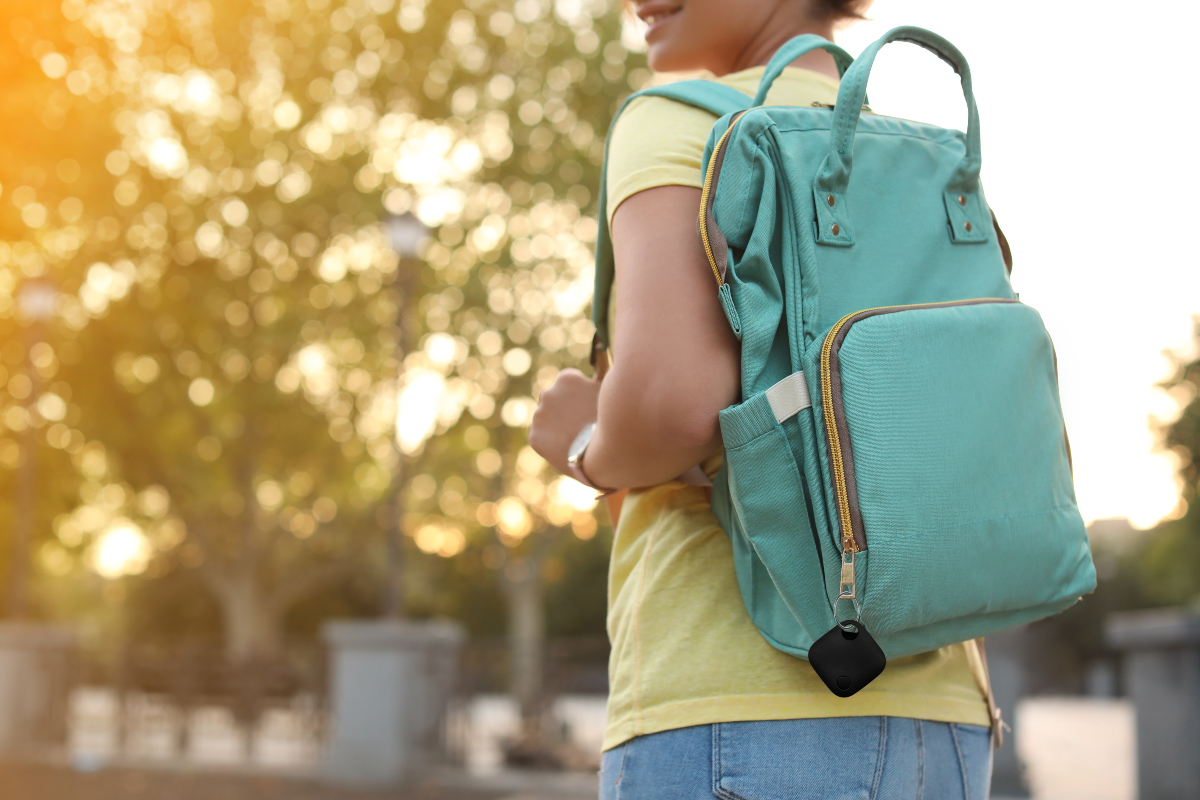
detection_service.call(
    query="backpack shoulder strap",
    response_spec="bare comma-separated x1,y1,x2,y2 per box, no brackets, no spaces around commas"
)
590,81,754,365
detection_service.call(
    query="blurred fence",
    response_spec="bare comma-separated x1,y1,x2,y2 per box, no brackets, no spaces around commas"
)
458,636,610,696
66,643,328,768
3,633,608,772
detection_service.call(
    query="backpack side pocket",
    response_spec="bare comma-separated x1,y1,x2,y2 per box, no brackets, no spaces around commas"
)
717,391,833,654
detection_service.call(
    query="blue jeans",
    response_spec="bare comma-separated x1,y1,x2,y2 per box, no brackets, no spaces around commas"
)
599,717,992,800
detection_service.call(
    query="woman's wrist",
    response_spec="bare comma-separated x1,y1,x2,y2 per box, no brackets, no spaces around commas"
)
566,422,615,494
569,451,615,495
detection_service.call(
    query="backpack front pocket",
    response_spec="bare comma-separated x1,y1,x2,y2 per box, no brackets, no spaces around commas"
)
819,299,1094,640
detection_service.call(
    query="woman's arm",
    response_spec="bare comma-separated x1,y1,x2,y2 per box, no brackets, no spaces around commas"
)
529,185,740,489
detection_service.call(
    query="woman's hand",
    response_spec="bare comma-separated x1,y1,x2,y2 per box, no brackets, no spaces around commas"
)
529,368,601,477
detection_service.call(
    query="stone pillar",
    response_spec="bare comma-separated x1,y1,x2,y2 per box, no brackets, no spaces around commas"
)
1107,609,1200,800
321,619,464,787
0,623,76,754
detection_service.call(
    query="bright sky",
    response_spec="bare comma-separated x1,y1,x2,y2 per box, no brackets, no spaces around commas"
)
831,0,1200,527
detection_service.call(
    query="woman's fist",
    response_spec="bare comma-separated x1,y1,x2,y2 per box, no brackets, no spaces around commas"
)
528,368,601,476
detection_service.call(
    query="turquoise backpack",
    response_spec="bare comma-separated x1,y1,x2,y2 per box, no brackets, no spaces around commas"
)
591,27,1095,689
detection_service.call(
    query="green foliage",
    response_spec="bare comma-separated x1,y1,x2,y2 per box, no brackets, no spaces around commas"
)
124,568,223,645
1140,323,1200,606
0,0,645,652
1138,515,1200,605
543,526,612,637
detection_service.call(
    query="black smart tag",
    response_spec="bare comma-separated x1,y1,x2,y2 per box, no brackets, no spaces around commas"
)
808,620,887,697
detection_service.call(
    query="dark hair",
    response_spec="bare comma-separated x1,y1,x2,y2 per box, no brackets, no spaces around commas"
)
818,0,871,21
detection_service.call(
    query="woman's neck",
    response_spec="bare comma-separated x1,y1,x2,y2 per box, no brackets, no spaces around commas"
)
717,10,839,80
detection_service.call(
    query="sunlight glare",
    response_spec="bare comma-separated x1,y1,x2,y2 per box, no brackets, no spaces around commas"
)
183,70,217,107
147,137,188,177
496,497,533,540
297,344,332,376
425,333,457,365
551,476,599,512
91,521,152,579
396,369,447,453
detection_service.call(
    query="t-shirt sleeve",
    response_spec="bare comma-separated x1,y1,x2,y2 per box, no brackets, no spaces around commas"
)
603,94,719,226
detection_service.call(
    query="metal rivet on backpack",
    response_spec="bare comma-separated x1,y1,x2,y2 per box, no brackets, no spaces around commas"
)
827,194,835,207
964,221,973,232
832,223,840,236
957,195,967,206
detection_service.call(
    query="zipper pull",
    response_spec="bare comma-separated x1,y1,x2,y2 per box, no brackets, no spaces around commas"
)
840,550,856,600
810,101,872,113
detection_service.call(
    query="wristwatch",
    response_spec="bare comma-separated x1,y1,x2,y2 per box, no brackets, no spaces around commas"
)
566,422,612,494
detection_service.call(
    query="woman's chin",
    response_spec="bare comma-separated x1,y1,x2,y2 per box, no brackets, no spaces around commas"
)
646,42,700,74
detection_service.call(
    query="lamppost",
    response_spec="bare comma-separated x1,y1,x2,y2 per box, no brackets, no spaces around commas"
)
382,213,429,618
9,280,60,619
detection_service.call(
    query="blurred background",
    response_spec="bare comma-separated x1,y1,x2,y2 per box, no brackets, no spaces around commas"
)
0,0,1195,798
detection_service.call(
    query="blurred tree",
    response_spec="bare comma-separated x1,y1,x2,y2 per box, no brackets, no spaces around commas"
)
1141,321,1200,606
0,0,125,619
0,0,645,672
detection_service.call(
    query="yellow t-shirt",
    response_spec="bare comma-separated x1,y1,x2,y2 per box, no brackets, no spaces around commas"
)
601,65,992,751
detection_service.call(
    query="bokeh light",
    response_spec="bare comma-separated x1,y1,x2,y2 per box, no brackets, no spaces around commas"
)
90,521,152,579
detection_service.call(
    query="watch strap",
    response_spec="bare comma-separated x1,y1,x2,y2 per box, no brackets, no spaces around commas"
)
567,448,615,497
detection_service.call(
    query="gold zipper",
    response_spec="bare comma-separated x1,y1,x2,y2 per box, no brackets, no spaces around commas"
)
698,116,744,287
821,307,873,555
820,298,1013,556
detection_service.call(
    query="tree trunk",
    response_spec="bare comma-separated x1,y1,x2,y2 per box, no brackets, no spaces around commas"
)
506,557,544,735
196,545,356,662
211,570,280,663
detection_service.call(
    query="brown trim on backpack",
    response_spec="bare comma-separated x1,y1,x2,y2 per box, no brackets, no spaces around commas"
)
975,638,1009,749
990,208,1013,274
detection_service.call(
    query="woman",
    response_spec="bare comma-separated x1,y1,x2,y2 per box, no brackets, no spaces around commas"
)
529,1,995,797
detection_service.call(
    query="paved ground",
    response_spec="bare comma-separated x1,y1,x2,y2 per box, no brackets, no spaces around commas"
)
0,698,1136,800
0,762,506,800
0,761,601,800
1016,699,1135,800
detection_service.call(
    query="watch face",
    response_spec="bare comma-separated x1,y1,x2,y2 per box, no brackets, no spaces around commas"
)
567,421,596,464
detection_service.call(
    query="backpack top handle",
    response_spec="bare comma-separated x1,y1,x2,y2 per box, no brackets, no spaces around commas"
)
752,35,856,107
813,26,988,247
